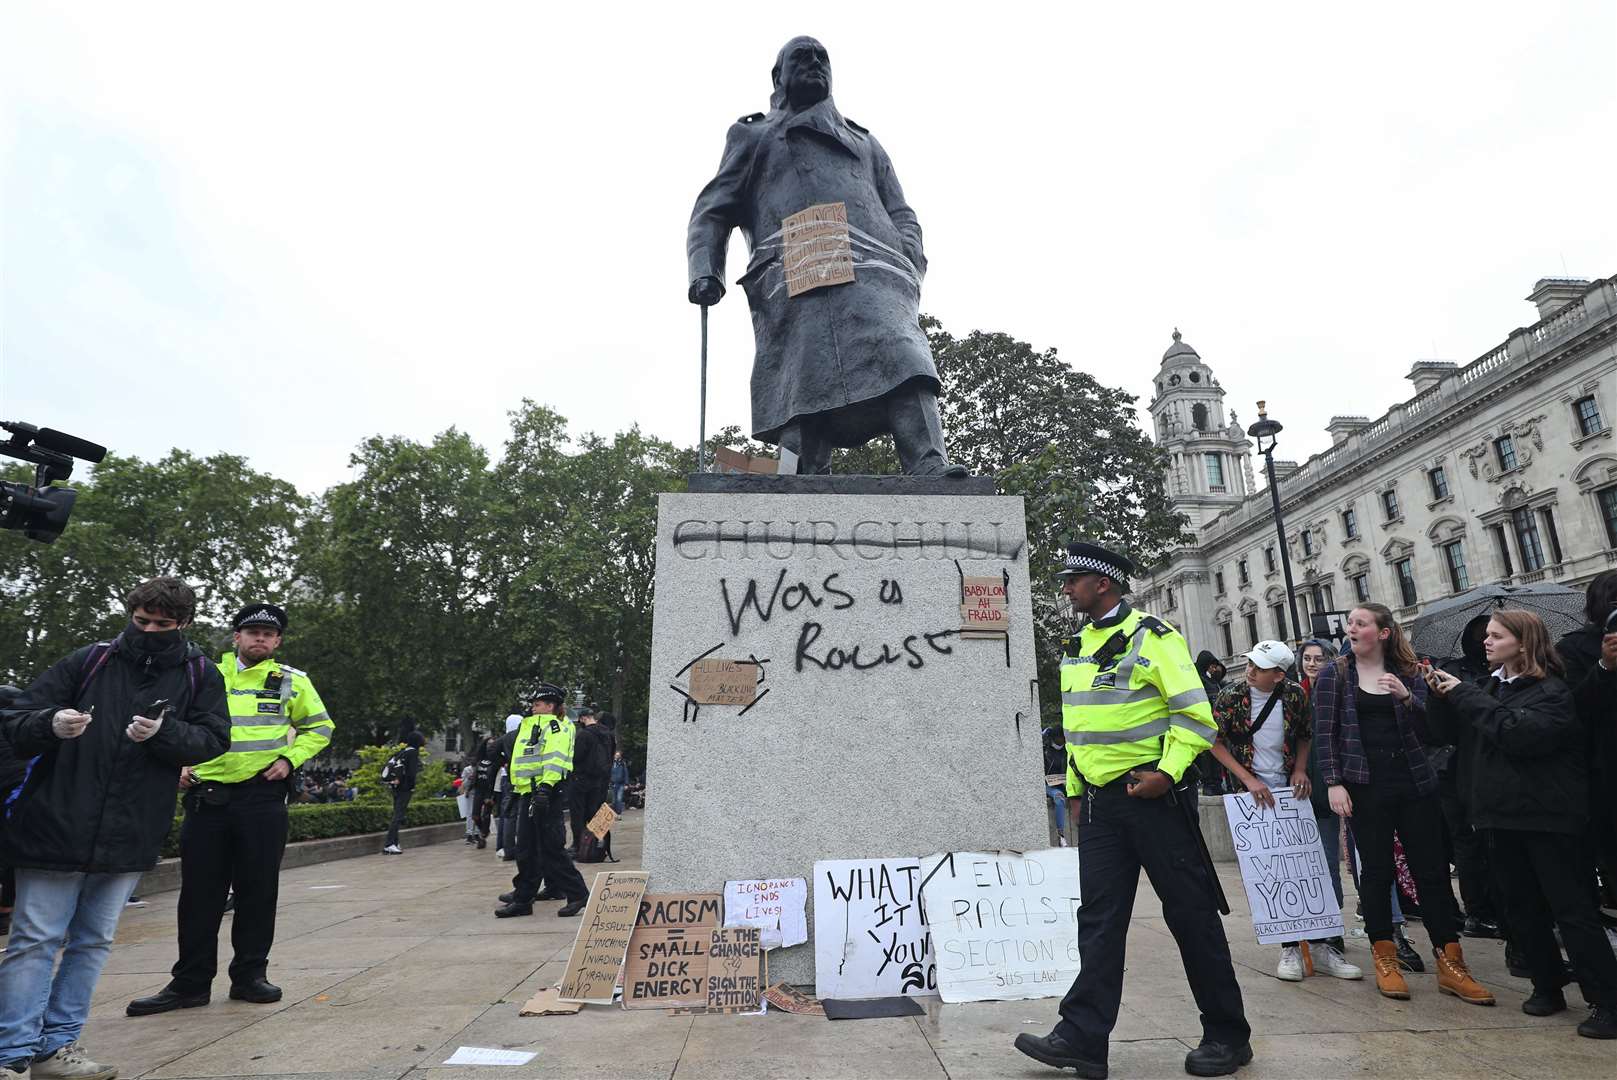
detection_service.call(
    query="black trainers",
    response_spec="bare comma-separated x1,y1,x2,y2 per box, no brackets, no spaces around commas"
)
1462,916,1502,939
1011,1032,1106,1079
1578,1005,1617,1039
1184,1040,1253,1077
1522,988,1566,1016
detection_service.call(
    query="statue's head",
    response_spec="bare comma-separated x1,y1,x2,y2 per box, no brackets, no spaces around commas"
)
771,36,831,111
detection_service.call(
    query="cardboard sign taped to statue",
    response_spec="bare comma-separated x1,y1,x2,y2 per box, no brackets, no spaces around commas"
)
1223,787,1344,944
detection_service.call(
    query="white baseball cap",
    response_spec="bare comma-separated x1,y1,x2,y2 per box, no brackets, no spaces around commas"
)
1244,640,1295,670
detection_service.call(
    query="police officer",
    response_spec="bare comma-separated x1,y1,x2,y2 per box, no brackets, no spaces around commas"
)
1016,543,1252,1079
127,603,334,1016
494,684,589,918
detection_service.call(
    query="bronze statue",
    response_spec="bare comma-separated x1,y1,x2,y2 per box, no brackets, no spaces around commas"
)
687,36,964,477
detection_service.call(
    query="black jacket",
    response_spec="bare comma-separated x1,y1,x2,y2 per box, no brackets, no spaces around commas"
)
572,723,616,785
0,632,230,873
1558,624,1617,827
1424,673,1584,835
0,684,27,804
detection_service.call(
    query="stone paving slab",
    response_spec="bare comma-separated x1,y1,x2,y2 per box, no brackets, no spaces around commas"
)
5,812,1599,1079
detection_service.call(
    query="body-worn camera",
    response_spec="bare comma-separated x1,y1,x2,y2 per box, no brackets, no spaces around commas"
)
0,421,106,543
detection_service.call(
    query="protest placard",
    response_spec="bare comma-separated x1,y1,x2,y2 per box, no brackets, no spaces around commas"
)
959,575,1009,638
723,878,807,950
557,871,649,1003
586,802,617,841
782,202,855,297
706,927,763,1013
918,849,1082,1003
763,982,825,1015
1223,788,1344,945
624,893,722,1010
813,857,936,1000
688,659,759,706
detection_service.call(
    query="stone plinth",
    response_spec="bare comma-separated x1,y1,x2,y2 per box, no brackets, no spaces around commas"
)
642,490,1047,984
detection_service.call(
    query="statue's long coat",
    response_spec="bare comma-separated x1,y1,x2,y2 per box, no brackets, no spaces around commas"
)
687,99,940,446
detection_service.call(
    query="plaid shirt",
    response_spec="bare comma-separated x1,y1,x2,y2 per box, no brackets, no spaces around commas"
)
1313,656,1436,794
1212,679,1312,783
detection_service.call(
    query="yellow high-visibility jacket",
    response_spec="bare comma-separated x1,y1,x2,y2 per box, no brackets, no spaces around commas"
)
193,652,333,783
510,711,575,793
1062,603,1214,795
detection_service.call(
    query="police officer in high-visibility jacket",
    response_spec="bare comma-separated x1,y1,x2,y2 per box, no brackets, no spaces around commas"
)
127,603,333,1017
494,683,589,918
1017,543,1252,1080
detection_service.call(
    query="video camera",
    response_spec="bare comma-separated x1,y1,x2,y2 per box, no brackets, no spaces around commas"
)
0,421,107,544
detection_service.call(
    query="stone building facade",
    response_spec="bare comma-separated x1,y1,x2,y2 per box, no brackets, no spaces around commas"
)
1132,274,1617,663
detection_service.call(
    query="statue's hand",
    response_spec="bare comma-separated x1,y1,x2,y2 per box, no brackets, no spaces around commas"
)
688,276,724,306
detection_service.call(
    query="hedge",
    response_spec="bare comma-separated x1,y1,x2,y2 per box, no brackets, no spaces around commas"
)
159,799,462,859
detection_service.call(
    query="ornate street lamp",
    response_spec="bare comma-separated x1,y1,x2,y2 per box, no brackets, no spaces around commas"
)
1247,402,1304,643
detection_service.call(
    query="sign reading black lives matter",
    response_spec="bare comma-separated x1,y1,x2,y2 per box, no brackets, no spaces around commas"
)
1223,788,1344,944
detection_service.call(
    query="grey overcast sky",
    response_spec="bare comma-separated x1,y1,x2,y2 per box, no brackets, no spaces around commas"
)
3,1,1614,494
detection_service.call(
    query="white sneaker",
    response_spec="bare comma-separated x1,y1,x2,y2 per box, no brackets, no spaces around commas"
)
1311,943,1363,979
32,1043,115,1080
382,844,402,855
494,849,505,859
4,1064,31,1080
1276,945,1304,981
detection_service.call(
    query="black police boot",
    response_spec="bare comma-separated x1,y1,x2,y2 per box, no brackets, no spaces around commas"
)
1393,927,1424,973
230,978,282,1004
557,898,588,917
535,889,561,901
1011,1031,1106,1079
1462,915,1502,939
1522,987,1567,1017
495,901,534,918
498,890,517,904
126,986,210,1016
1184,1040,1253,1077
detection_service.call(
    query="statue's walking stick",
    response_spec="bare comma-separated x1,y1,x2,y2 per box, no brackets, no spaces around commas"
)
698,304,709,473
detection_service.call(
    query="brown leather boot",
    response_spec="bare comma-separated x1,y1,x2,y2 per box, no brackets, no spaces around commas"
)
1372,940,1410,999
1435,942,1495,1005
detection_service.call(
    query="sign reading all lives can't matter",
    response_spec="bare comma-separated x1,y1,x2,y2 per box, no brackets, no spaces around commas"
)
688,659,758,705
960,576,1008,636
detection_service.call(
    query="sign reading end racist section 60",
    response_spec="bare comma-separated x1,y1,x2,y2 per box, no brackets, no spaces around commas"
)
624,893,722,1010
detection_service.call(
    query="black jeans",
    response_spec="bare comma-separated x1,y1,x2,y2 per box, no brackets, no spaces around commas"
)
1054,778,1249,1063
385,785,411,846
171,783,290,993
1440,778,1496,922
1488,828,1617,1006
510,791,587,905
1345,779,1458,948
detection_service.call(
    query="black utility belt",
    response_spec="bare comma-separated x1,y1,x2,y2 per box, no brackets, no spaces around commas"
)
189,776,286,807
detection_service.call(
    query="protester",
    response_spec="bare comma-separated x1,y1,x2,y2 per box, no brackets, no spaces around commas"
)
1041,727,1068,846
0,577,230,1080
1196,651,1230,797
495,710,523,861
1315,603,1490,1004
610,748,630,815
381,732,424,854
470,735,497,850
1557,570,1617,914
0,683,25,941
460,760,480,844
1295,640,1363,972
1426,610,1617,1038
568,708,614,854
1433,615,1501,940
1208,641,1360,982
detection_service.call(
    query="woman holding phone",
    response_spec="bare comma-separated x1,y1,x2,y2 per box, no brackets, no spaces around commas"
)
1314,604,1491,1004
1425,609,1617,1038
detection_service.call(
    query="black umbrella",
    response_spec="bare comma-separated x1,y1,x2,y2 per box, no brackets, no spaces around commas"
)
1409,582,1586,660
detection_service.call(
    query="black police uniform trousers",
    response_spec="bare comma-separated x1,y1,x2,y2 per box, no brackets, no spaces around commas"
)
511,789,587,905
170,780,290,994
1055,774,1249,1062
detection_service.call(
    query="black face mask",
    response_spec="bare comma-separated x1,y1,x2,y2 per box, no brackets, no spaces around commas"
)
123,621,185,655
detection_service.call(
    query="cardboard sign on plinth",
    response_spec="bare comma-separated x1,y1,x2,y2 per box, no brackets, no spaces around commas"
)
688,659,759,705
557,871,649,1004
624,893,722,1009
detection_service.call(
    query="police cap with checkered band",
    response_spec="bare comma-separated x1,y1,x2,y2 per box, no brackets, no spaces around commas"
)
231,602,288,633
1053,541,1136,585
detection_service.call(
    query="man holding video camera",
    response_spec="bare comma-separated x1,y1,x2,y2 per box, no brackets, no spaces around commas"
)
0,577,229,1080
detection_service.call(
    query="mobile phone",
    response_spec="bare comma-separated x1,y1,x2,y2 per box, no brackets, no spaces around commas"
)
147,698,174,722
1605,608,1617,634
